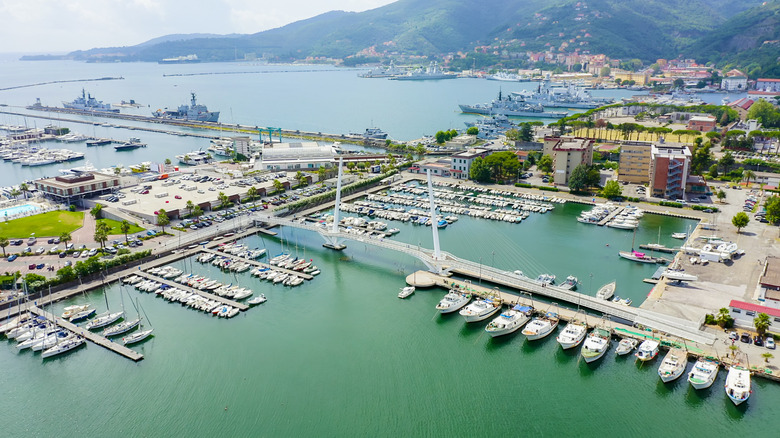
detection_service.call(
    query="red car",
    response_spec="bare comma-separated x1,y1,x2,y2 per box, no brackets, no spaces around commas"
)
140,190,150,194
28,263,36,270
174,195,182,199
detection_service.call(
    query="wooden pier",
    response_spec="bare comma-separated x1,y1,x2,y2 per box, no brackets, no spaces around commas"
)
598,207,625,226
28,306,144,362
200,248,313,281
638,244,677,254
133,271,249,311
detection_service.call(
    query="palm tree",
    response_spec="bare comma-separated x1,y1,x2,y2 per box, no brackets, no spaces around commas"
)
94,221,110,249
762,352,774,363
120,220,131,242
715,307,731,328
0,237,8,256
19,183,29,200
59,231,72,250
246,186,258,202
743,169,756,188
729,344,738,358
192,205,203,221
90,203,103,219
114,166,122,176
218,192,230,209
9,189,20,200
754,312,772,335
186,200,195,217
156,209,170,233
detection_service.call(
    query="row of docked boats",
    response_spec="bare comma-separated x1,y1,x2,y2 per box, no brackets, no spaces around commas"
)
429,180,567,204
0,145,85,167
428,290,753,405
62,302,152,345
0,314,85,358
123,274,248,317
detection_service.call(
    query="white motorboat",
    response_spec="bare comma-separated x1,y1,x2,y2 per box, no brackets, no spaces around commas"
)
536,274,556,285
559,275,578,291
459,298,501,322
103,318,140,337
580,327,611,363
725,366,751,405
398,286,415,299
41,335,85,359
635,340,660,362
85,311,124,330
232,288,253,300
123,328,154,345
658,348,687,383
662,269,698,282
484,305,534,337
596,281,616,300
687,357,719,390
615,338,638,355
556,320,588,349
671,232,688,239
61,304,90,319
435,290,472,314
522,311,559,340
247,294,267,305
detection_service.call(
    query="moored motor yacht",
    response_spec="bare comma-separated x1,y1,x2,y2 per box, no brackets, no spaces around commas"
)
725,365,751,405
484,305,534,337
522,311,559,340
615,338,638,355
687,357,719,390
658,348,687,383
580,326,611,363
398,286,415,299
435,289,472,314
459,298,501,322
635,340,660,361
596,281,616,300
556,319,588,349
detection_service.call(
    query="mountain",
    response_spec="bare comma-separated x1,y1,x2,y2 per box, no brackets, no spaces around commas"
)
686,1,780,77
58,0,769,68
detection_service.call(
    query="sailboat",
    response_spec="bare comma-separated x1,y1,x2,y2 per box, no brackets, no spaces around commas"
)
104,286,140,337
86,287,124,330
619,227,657,264
122,298,153,345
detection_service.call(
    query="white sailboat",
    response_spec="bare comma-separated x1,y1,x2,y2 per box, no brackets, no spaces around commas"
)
41,335,85,359
123,298,154,345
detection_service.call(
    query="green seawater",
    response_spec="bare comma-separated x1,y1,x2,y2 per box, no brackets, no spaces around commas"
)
0,204,773,437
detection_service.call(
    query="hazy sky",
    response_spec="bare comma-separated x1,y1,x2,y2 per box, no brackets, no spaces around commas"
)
0,0,396,53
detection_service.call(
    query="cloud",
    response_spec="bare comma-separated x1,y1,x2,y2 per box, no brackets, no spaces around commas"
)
0,0,396,53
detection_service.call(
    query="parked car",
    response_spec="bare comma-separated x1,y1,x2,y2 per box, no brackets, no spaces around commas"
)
28,264,36,270
36,263,45,269
7,254,18,262
766,338,776,349
728,331,738,341
740,332,752,344
754,336,764,347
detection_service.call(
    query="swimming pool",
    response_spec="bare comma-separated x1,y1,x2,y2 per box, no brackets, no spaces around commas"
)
0,204,40,217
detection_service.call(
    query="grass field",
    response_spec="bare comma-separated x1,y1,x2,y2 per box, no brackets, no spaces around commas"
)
97,218,145,236
0,211,84,239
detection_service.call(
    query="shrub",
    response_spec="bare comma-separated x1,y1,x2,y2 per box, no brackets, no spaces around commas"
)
659,201,683,208
515,183,533,188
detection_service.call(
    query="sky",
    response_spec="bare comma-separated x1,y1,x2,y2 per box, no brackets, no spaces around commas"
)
0,0,397,53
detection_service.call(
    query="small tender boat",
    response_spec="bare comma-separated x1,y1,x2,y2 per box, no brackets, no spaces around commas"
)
485,305,533,337
724,365,751,405
671,232,688,239
658,348,687,383
581,326,611,363
435,290,472,314
123,328,154,345
398,286,415,299
556,319,588,349
688,357,719,390
247,294,267,305
635,340,660,362
459,298,501,322
559,275,578,291
596,281,616,300
615,338,638,355
522,311,559,340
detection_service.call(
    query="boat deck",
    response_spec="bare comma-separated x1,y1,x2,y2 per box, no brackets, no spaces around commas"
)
134,271,249,311
28,306,144,362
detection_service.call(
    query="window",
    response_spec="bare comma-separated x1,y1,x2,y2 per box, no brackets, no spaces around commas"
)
732,308,741,314
746,311,755,316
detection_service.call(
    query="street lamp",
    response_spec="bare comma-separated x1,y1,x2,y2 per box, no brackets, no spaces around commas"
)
479,257,482,285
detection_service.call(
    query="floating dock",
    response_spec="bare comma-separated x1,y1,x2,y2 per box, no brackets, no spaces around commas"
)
200,248,313,281
28,306,144,362
133,271,248,311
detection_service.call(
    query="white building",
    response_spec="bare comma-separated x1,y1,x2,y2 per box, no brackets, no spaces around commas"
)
232,136,252,157
449,148,489,180
257,141,338,171
721,75,747,92
729,300,780,331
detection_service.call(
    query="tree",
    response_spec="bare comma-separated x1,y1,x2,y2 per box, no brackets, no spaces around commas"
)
717,189,726,203
9,189,20,200
718,152,735,174
192,205,203,221
762,352,774,364
708,164,719,178
732,212,749,233
346,162,356,172
715,307,732,328
317,166,328,182
673,78,685,89
218,192,230,209
186,200,194,217
90,203,103,220
114,166,122,176
504,128,520,141
602,180,622,199
272,179,284,194
520,123,533,142
246,186,258,202
537,154,553,174
120,220,131,242
754,312,772,335
295,171,308,187
19,183,29,200
766,196,780,224
0,237,8,256
466,126,478,136
568,164,589,192
600,66,611,77
59,231,72,250
468,157,491,182
156,209,170,233
747,99,780,128
94,221,110,249
743,169,756,187
164,158,172,165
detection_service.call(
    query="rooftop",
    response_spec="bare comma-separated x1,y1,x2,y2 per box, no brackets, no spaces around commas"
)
761,256,780,289
730,299,780,319
552,137,593,152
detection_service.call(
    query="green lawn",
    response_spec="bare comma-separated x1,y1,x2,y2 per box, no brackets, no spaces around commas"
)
97,218,145,236
0,211,84,239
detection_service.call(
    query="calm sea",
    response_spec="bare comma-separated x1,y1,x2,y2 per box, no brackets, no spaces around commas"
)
0,59,770,437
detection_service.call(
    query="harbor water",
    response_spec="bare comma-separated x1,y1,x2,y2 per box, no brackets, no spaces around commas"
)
0,59,772,436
